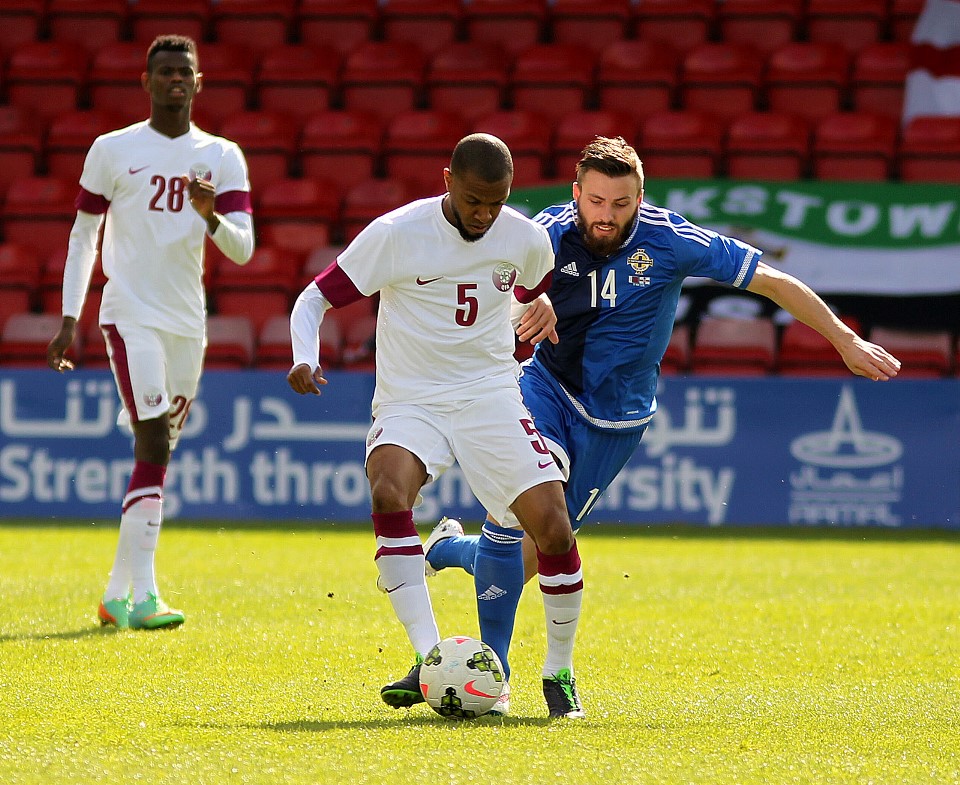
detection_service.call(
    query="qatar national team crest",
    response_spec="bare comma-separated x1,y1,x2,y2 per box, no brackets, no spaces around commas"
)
189,163,212,182
143,392,163,407
492,263,517,292
367,426,383,448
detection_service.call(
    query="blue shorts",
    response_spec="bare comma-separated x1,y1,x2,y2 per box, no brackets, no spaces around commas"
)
519,361,646,530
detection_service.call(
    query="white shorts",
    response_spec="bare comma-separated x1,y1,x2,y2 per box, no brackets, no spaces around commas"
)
101,322,204,449
365,387,565,524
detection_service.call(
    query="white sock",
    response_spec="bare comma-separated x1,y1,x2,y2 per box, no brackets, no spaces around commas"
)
117,497,163,604
376,551,440,657
541,589,582,678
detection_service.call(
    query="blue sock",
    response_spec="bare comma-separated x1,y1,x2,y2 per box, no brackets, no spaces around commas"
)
426,535,479,576
474,521,524,681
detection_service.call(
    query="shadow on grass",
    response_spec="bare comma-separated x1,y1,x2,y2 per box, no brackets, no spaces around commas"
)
188,715,558,732
0,626,124,643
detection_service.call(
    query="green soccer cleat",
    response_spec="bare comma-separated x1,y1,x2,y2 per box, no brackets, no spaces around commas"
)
128,593,185,630
98,593,132,629
543,668,585,719
380,656,425,708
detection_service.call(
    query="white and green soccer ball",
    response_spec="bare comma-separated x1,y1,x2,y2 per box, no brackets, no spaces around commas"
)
419,636,505,719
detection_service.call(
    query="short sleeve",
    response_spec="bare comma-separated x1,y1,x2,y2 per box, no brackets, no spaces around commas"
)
333,218,396,296
217,141,251,196
78,137,114,202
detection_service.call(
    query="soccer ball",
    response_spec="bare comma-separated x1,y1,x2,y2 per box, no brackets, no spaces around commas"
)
419,636,505,719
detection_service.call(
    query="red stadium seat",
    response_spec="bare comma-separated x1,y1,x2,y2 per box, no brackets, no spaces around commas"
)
340,41,427,123
509,44,595,124
471,110,552,187
690,316,777,376
661,323,691,375
0,243,42,332
868,327,953,378
765,42,850,123
5,42,89,122
716,0,803,56
297,0,379,56
549,0,632,53
383,110,469,198
255,45,339,121
44,109,124,183
341,177,417,242
87,42,152,124
191,43,255,125
632,0,715,54
0,0,44,60
596,39,680,121
2,176,78,258
210,0,296,56
888,0,924,41
298,110,384,193
255,177,341,262
777,316,862,376
333,297,379,371
680,43,764,122
639,111,723,179
129,0,210,43
0,313,68,367
805,0,887,54
0,106,41,197
426,42,509,123
380,0,461,56
898,117,960,183
851,42,910,120
218,111,298,190
812,112,897,182
46,0,128,52
724,112,810,181
212,246,299,332
256,312,345,370
205,314,255,369
462,0,548,57
552,110,640,181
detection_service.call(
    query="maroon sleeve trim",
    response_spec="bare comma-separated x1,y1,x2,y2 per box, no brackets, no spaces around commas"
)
514,271,554,303
314,261,366,308
215,189,253,215
75,188,110,214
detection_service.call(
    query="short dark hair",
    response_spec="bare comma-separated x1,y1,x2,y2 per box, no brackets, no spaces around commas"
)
576,136,644,189
450,133,514,183
146,35,198,73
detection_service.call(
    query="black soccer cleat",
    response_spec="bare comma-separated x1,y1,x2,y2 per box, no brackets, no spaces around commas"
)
542,668,585,719
380,660,425,708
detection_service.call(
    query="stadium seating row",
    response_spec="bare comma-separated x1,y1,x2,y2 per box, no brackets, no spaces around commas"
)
0,0,924,62
0,37,916,128
2,307,956,378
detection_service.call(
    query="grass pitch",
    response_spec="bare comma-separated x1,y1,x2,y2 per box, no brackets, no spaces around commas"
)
1,521,958,785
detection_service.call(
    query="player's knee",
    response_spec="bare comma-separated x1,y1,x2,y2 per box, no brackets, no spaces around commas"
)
368,474,417,512
533,510,575,555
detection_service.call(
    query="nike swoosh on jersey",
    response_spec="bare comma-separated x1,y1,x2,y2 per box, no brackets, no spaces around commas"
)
128,165,150,174
416,276,443,285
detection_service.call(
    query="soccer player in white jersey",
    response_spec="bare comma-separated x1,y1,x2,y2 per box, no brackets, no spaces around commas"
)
46,35,255,630
287,134,587,719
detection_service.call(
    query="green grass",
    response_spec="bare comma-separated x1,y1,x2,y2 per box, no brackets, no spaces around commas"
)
1,521,959,784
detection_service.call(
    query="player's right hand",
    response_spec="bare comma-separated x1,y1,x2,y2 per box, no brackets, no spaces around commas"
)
46,319,77,373
287,363,328,395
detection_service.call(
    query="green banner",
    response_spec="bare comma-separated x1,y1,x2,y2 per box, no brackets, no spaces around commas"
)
511,180,960,296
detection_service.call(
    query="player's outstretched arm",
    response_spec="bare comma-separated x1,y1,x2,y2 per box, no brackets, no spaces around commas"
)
746,262,901,381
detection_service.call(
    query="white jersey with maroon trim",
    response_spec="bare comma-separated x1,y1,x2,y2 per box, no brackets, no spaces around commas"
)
77,121,251,337
321,196,554,410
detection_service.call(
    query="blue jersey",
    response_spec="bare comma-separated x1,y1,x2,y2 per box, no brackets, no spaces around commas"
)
530,200,761,430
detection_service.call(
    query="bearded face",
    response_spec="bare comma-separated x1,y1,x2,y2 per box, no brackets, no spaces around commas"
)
575,201,638,257
573,170,642,257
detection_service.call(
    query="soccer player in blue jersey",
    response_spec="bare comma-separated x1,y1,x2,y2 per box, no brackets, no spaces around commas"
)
423,136,901,715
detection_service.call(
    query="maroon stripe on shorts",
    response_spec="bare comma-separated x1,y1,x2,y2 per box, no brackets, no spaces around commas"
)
101,324,138,424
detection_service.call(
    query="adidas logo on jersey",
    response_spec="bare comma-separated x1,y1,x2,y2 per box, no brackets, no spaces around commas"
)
478,585,507,601
560,262,579,277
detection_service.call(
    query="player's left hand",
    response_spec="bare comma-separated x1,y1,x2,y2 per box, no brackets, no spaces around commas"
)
840,336,902,381
287,363,328,395
184,175,216,221
517,293,559,345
